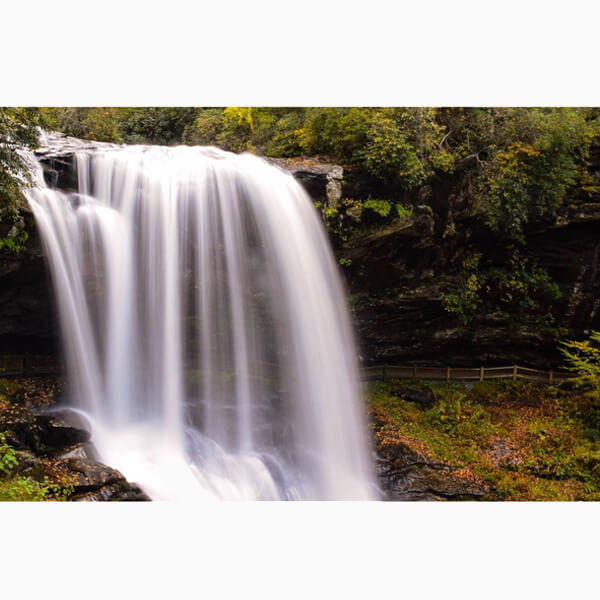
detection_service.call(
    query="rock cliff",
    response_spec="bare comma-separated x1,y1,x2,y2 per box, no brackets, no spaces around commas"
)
2,133,599,369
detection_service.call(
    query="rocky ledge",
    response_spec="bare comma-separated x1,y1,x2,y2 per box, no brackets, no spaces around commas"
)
1,394,149,501
372,413,489,501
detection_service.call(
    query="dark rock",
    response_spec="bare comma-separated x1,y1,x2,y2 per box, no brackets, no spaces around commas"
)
0,242,60,356
0,412,90,455
1,418,43,454
73,481,150,502
35,414,90,451
64,457,122,489
373,417,488,501
388,383,435,409
57,442,98,461
376,445,488,501
12,449,46,480
64,457,150,501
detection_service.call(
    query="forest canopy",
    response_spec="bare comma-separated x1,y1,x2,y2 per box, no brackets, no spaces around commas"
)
1,107,599,249
37,107,600,239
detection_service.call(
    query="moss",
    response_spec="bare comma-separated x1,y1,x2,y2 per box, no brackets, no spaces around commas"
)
368,379,600,500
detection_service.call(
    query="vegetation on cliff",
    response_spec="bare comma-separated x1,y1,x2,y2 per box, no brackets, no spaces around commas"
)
0,108,40,251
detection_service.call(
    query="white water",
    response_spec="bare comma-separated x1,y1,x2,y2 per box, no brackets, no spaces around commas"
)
26,135,375,500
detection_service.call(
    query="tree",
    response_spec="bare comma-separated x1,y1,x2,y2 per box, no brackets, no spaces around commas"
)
474,108,599,242
561,331,600,387
0,108,40,251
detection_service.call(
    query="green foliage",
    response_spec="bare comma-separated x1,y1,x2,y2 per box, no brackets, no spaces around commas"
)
0,475,48,501
0,425,76,502
40,107,197,145
41,107,600,226
561,331,600,424
300,107,371,160
38,107,89,137
341,197,412,227
182,108,224,146
395,203,412,219
0,432,18,474
38,106,600,248
363,112,427,186
473,108,600,242
561,331,600,382
119,107,196,145
443,272,483,324
424,389,494,446
0,229,28,252
0,432,46,501
0,108,40,252
363,197,392,217
182,107,308,157
443,248,561,325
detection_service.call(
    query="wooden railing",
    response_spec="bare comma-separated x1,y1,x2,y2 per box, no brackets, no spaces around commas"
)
362,364,576,384
0,355,62,378
0,355,577,385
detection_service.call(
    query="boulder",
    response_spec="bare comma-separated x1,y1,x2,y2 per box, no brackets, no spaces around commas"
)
35,414,90,451
64,457,150,501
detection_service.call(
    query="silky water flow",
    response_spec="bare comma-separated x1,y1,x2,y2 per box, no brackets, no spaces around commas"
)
26,137,375,500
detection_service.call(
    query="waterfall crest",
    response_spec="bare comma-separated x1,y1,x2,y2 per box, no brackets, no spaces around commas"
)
27,137,375,500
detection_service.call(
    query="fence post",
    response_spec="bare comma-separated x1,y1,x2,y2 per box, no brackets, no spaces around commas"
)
549,370,554,385
513,365,518,381
480,366,484,381
446,366,451,381
382,364,387,381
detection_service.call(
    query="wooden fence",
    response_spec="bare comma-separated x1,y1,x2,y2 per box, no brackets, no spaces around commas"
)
0,355,577,385
362,364,576,384
0,355,62,378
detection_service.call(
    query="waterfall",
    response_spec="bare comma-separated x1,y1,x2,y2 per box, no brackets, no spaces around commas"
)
26,136,375,500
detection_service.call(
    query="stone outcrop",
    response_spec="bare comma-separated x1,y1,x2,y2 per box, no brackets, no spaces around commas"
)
1,401,149,501
343,207,600,369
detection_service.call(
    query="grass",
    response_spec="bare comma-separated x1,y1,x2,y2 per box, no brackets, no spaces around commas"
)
367,379,600,500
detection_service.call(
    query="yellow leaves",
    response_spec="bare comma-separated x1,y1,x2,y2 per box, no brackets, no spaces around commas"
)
509,141,540,157
223,107,255,132
465,273,482,301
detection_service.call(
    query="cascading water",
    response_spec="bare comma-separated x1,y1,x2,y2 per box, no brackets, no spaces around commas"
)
25,134,375,500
